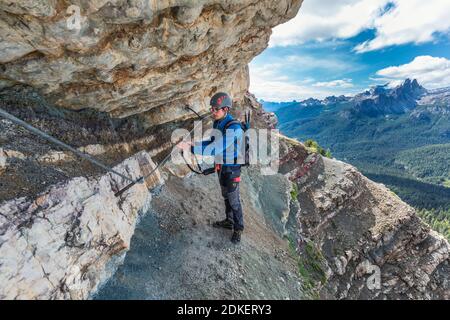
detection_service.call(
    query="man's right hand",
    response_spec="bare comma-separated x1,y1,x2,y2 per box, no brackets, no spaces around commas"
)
176,141,192,151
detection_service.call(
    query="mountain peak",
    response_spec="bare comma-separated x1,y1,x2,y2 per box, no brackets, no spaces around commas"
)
405,78,419,87
348,78,428,117
323,95,350,105
370,84,389,96
394,78,427,98
397,78,424,90
300,97,323,106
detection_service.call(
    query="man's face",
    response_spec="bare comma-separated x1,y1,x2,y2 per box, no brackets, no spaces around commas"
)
211,106,227,120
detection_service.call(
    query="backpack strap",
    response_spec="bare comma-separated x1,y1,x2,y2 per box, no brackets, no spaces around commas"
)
244,110,251,130
223,119,243,132
222,118,248,166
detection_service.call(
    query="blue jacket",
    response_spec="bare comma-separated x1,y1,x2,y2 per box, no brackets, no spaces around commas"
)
191,113,243,166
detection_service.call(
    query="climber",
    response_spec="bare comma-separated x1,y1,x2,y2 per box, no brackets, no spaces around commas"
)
177,92,245,244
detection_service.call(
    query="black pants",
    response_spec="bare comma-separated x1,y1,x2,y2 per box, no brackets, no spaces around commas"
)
218,165,244,231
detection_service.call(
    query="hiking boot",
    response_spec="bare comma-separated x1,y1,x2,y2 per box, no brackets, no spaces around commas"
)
231,230,242,244
213,219,233,230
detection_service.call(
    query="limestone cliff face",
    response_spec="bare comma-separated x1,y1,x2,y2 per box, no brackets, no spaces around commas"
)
0,151,162,299
277,140,450,299
0,0,302,123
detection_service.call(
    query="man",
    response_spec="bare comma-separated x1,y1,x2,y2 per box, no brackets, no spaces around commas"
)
177,92,244,244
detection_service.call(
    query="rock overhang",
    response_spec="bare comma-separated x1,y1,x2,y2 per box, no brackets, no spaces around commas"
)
0,0,303,124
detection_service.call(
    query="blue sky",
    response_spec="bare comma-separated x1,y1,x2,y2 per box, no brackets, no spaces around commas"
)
249,0,450,101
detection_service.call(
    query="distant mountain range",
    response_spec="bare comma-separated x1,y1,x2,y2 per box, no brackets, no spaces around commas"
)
263,79,450,210
262,78,449,116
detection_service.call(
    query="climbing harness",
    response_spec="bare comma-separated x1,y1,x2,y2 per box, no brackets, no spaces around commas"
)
180,106,216,175
181,149,217,175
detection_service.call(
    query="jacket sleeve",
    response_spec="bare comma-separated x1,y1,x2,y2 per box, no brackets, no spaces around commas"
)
190,137,214,155
191,123,242,156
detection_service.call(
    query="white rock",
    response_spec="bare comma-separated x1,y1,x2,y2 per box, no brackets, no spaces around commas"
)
0,151,163,300
0,148,6,171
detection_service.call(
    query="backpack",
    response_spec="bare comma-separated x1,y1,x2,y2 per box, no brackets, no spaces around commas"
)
223,110,251,166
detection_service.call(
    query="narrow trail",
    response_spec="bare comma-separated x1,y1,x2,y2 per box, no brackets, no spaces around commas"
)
94,169,304,300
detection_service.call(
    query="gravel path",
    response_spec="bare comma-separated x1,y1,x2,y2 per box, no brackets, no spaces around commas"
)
94,168,305,300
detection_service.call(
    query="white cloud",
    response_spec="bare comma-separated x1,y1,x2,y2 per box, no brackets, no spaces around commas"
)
250,54,361,77
249,63,358,101
249,78,322,102
269,0,390,47
270,0,450,53
284,55,360,72
355,0,450,52
375,55,450,89
313,79,354,88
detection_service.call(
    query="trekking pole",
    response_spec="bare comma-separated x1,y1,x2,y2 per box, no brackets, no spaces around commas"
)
0,108,136,183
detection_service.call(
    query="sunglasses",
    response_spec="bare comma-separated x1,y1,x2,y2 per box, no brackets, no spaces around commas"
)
210,107,223,113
